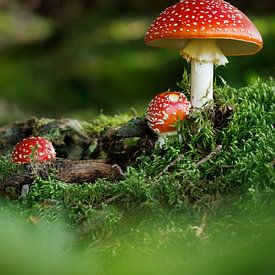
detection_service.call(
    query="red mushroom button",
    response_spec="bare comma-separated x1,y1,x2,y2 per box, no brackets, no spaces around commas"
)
145,0,263,108
146,91,190,145
11,137,56,164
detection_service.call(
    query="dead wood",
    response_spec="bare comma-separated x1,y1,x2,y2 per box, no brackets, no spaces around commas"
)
0,159,123,189
0,116,155,164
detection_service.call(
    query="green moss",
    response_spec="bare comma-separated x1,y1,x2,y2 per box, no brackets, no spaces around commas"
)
0,156,18,180
1,78,274,240
0,198,275,275
82,112,134,133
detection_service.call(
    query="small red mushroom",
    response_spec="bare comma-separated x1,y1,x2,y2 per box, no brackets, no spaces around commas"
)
145,0,263,108
11,136,56,164
146,91,190,146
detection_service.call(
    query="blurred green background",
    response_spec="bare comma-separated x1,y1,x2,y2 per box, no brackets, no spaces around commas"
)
0,0,274,123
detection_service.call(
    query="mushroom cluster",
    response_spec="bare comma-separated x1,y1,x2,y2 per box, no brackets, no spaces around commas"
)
145,0,263,108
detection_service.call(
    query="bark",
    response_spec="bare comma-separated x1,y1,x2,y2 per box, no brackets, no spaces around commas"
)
0,116,156,166
0,159,123,189
0,116,155,192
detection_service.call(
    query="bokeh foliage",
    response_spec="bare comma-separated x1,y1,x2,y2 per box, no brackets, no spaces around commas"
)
0,1,274,122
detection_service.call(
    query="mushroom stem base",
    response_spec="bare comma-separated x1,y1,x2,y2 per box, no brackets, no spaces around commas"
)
191,61,214,109
157,131,177,147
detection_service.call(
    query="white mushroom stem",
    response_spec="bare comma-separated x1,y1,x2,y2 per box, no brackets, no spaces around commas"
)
157,131,177,148
191,61,213,108
157,135,166,148
180,39,228,109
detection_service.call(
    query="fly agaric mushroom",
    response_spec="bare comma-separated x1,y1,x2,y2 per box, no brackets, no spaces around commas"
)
145,0,263,109
11,136,56,164
146,91,190,146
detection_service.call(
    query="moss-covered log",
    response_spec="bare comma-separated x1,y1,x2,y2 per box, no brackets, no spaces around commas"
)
0,116,155,166
0,159,123,189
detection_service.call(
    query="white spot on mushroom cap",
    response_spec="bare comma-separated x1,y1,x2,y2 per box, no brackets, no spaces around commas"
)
168,94,180,102
145,0,261,45
11,136,56,163
146,92,190,134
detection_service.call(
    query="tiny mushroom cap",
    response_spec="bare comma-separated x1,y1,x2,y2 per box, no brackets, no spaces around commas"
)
11,136,56,164
145,0,263,56
146,91,190,135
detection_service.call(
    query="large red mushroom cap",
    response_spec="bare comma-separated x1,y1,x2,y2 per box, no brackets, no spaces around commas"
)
11,136,56,164
145,0,263,56
146,91,190,134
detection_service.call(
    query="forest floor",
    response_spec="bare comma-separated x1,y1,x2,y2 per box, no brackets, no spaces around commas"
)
0,78,274,274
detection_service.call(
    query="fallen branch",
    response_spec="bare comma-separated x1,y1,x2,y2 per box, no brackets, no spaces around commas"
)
0,159,123,189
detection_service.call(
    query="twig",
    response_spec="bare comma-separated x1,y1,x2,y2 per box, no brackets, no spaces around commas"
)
104,193,124,204
159,145,222,176
196,145,223,167
112,164,127,180
159,154,186,176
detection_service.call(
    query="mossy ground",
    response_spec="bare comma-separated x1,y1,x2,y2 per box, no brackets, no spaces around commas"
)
0,77,274,274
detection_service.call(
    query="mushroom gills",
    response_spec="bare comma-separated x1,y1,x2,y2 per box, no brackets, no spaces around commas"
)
180,39,228,66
